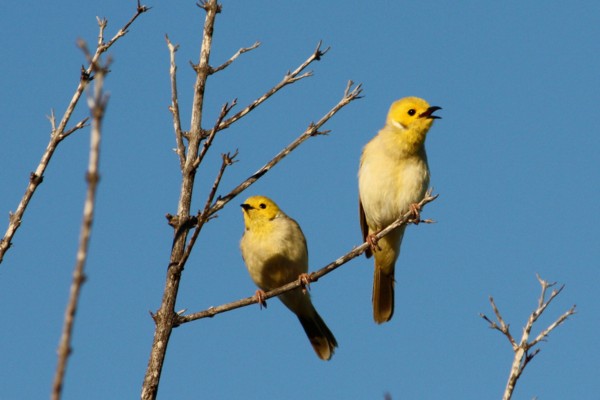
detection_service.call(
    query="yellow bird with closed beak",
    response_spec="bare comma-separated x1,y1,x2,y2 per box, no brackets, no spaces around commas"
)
240,195,337,360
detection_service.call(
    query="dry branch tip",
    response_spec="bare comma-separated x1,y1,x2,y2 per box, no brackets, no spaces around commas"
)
47,109,57,131
312,129,331,136
165,35,180,52
313,40,330,60
222,149,239,165
80,65,94,82
197,0,222,13
137,0,151,13
96,16,108,29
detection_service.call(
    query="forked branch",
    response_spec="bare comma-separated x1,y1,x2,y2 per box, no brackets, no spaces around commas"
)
208,80,363,217
480,275,576,400
143,2,361,399
216,41,331,132
166,35,185,168
176,150,239,272
0,3,148,265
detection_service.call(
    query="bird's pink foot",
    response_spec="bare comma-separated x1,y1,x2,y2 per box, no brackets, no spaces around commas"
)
409,203,422,224
299,273,312,294
254,289,267,309
367,233,381,253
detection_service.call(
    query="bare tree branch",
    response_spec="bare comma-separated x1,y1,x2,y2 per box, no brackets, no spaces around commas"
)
141,1,220,398
479,296,517,348
0,4,149,265
98,0,151,54
216,41,331,132
176,192,438,325
211,41,261,74
208,80,363,217
176,150,239,273
166,35,185,169
169,82,362,312
51,53,110,400
142,1,360,397
60,118,90,140
195,101,237,168
529,304,576,348
480,275,576,400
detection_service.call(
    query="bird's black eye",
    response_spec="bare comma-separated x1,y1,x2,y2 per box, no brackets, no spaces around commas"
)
259,203,266,209
407,109,416,116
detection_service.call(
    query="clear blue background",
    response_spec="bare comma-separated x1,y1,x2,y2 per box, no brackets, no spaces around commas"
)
1,1,598,399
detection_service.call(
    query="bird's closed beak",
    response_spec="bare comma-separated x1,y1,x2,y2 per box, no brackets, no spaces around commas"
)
241,203,253,211
419,106,442,119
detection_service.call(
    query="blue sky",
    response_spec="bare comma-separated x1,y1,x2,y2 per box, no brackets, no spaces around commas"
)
1,1,599,399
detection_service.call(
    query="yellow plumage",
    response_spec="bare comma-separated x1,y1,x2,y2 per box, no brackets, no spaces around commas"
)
358,97,441,324
240,195,337,360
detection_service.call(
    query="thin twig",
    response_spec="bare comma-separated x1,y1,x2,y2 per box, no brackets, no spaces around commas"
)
480,275,576,400
533,274,563,319
99,0,151,54
217,41,331,132
484,296,517,348
51,54,110,400
211,41,260,74
166,35,185,169
208,80,363,218
529,305,576,347
176,192,438,325
59,118,90,140
195,101,237,168
177,151,239,271
0,4,148,265
200,150,239,225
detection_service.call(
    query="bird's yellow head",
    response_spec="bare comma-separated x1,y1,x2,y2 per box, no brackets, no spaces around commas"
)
240,196,282,228
386,96,441,134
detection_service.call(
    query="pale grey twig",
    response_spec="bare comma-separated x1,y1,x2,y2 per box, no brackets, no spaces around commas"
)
51,53,110,400
0,3,149,265
480,275,576,400
208,81,363,218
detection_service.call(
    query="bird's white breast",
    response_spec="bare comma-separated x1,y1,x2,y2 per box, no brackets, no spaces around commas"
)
358,134,429,230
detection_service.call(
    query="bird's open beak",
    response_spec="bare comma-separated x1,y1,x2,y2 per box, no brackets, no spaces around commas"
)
419,106,442,119
241,203,253,211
